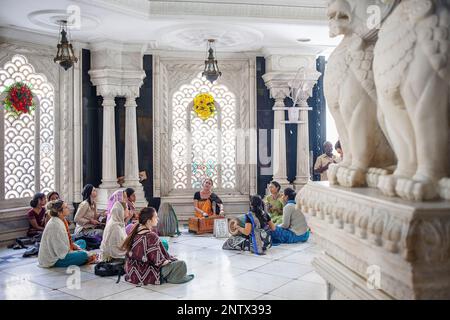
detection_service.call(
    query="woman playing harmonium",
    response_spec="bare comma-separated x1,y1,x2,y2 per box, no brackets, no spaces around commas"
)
193,178,224,218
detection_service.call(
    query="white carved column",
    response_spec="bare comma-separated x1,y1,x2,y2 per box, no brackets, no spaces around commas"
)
124,95,147,208
295,105,312,188
262,72,293,190
261,52,318,192
271,87,291,188
100,96,119,190
292,69,320,190
73,46,83,203
88,41,146,209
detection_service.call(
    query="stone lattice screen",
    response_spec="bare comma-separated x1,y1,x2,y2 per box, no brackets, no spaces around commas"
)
0,54,55,200
172,73,236,191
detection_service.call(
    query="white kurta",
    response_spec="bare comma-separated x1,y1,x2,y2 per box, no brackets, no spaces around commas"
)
38,217,70,268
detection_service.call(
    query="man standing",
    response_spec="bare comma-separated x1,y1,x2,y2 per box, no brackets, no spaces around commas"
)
314,141,338,181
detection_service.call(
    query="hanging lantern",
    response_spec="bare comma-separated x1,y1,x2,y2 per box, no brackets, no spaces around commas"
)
54,20,78,71
202,39,222,84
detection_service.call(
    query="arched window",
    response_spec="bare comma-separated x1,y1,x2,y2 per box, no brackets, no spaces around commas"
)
172,73,236,191
0,55,55,200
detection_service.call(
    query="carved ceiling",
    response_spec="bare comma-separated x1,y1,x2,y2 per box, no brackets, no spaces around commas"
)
0,0,339,55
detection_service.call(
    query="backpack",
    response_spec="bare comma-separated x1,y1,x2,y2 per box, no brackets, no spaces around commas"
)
94,261,125,283
246,212,272,255
157,203,181,237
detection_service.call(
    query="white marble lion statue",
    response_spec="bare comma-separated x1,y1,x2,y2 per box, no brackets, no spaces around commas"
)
373,0,450,201
325,0,397,188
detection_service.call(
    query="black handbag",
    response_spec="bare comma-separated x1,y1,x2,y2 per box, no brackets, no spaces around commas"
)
94,261,125,283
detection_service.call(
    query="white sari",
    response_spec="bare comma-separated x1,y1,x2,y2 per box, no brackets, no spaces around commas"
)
100,202,127,261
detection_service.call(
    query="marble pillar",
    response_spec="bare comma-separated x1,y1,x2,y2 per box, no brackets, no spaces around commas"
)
87,41,146,209
95,95,120,210
123,96,147,208
100,96,119,190
291,70,320,190
294,105,312,189
271,88,291,189
262,54,318,192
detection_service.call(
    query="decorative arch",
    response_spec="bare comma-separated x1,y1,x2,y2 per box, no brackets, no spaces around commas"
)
171,72,237,191
0,54,55,199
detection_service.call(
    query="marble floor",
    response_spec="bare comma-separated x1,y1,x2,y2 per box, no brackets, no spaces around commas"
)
0,229,326,300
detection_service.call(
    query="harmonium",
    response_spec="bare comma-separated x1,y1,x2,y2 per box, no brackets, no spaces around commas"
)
188,215,225,234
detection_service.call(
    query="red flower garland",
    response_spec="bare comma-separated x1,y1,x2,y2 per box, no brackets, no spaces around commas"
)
2,82,36,116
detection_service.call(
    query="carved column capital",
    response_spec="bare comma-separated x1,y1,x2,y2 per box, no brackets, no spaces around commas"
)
101,95,116,108
270,86,291,102
124,95,137,108
262,73,291,98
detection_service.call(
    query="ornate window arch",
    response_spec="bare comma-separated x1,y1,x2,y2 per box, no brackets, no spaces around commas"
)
171,73,236,191
0,54,55,201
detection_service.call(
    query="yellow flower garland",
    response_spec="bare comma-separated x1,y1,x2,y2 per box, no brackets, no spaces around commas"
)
193,93,216,120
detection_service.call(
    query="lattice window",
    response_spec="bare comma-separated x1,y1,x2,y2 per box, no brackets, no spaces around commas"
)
172,73,236,191
0,55,55,200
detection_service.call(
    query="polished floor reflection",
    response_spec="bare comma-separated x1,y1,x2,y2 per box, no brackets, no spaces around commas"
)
0,229,326,300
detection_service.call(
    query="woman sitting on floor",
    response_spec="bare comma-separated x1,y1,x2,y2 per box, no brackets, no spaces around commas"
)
74,184,104,238
106,189,132,224
223,195,276,255
27,193,47,239
100,201,128,262
124,188,139,235
271,188,309,245
122,207,194,285
47,191,60,202
38,200,91,268
193,178,224,218
263,181,284,225
44,191,60,225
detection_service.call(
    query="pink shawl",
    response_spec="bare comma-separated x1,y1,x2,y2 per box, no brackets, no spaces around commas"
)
106,190,125,223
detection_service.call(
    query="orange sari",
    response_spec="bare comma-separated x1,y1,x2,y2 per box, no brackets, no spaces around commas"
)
194,198,213,218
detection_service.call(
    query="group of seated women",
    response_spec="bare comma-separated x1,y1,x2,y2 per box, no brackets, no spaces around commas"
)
72,185,137,239
191,178,310,255
31,177,307,283
222,182,310,255
35,184,193,286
